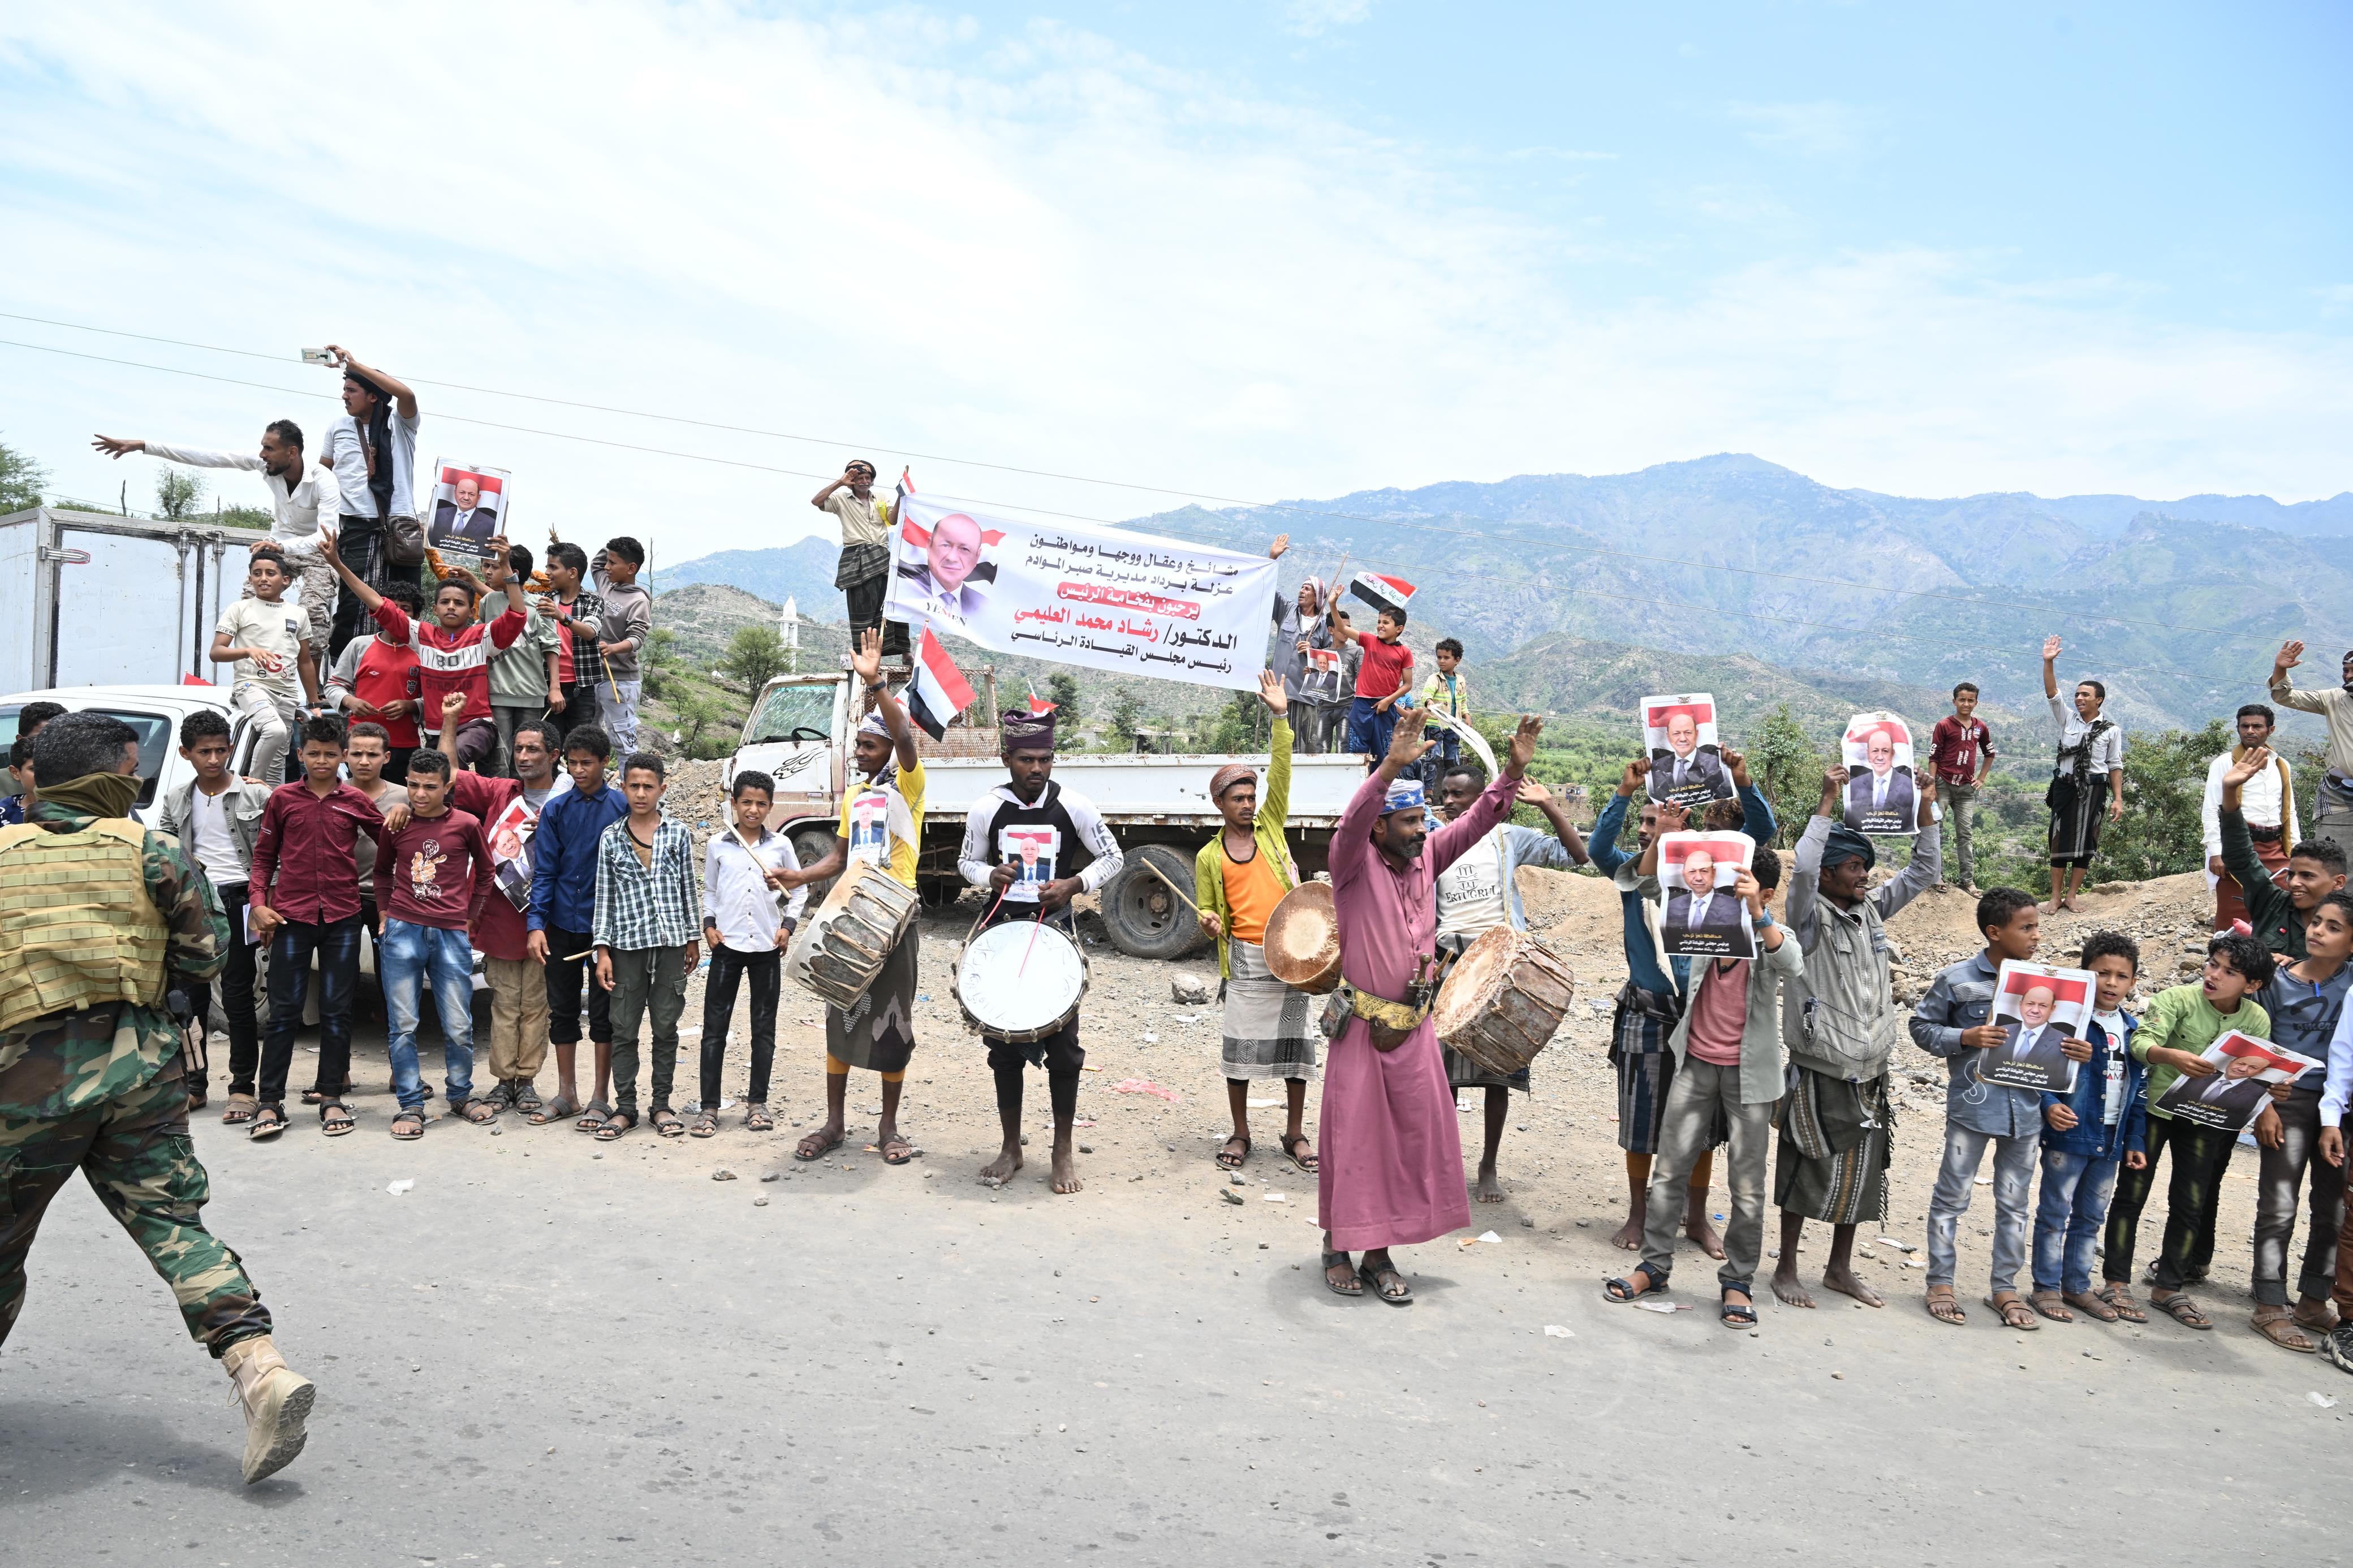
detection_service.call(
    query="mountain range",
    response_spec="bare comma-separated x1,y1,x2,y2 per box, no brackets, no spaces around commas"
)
662,456,2352,736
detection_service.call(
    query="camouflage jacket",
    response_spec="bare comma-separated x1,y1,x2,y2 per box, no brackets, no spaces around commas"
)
0,802,229,1120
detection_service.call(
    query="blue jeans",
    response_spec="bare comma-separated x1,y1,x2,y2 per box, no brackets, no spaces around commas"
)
259,915,363,1107
2033,1145,2121,1295
1925,1122,2040,1294
1345,696,1397,762
1420,725,1460,789
381,919,477,1111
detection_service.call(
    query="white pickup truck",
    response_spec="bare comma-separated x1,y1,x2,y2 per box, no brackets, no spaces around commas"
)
0,684,274,824
725,671,1368,959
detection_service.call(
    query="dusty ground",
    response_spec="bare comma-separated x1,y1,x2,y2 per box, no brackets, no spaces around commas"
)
9,850,2348,1566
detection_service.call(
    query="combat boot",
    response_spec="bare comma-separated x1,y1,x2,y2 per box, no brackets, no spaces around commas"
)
221,1334,316,1484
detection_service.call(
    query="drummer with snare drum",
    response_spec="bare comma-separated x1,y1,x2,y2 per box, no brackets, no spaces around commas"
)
775,629,926,1168
1430,758,1590,1205
956,703,1123,1194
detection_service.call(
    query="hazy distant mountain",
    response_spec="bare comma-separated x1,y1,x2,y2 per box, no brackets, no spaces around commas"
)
661,456,2352,732
660,537,840,611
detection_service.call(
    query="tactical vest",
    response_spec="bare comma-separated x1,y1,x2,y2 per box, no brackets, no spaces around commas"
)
0,820,169,1035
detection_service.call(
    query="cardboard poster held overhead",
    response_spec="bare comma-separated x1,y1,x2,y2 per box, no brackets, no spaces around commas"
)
1842,711,1919,836
1642,693,1734,809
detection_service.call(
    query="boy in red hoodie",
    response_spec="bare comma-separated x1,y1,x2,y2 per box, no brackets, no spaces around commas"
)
321,530,526,772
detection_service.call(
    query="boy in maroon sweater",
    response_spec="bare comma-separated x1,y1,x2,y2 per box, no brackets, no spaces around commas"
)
373,749,495,1139
321,530,527,774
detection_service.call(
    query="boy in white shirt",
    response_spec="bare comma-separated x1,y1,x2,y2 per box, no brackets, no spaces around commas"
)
693,771,807,1135
210,546,320,785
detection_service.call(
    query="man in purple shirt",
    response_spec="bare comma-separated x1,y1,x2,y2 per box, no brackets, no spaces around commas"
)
248,715,383,1138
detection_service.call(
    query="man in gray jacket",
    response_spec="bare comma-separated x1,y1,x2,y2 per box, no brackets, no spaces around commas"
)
1770,766,1941,1310
154,709,274,1119
1605,843,1803,1328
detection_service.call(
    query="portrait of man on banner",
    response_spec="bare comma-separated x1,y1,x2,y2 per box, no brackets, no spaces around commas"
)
423,460,510,569
1656,830,1757,959
893,508,1001,623
1842,711,1919,836
1643,693,1734,808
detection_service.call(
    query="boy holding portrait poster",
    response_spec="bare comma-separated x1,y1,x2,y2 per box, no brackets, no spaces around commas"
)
1841,712,1919,837
421,461,510,573
2028,932,2148,1324
1910,889,2094,1328
1642,694,1734,809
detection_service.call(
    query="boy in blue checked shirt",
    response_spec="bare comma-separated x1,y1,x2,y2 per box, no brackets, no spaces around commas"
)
591,752,701,1140
2029,931,2146,1323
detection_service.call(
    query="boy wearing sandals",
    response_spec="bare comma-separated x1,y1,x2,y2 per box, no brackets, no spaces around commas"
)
154,709,272,1122
2028,932,2147,1325
591,753,702,1140
693,771,807,1137
1910,887,2092,1330
2248,891,2351,1353
1604,845,1799,1328
2100,932,2277,1330
373,749,496,1139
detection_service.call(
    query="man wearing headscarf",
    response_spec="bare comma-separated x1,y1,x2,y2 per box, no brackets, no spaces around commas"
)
959,701,1123,1194
1771,764,1941,1311
2269,639,2353,862
315,345,423,660
1317,709,1542,1303
1268,537,1342,754
1196,672,1316,1174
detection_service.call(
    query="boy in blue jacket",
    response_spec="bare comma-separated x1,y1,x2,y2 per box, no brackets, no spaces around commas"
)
2030,931,2147,1323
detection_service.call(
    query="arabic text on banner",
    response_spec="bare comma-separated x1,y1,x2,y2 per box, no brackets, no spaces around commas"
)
883,496,1278,692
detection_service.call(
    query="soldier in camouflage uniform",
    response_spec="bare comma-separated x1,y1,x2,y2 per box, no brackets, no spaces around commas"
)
0,712,316,1484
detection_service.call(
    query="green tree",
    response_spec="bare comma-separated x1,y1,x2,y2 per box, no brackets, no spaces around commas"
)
1046,673,1081,721
2096,719,2226,882
157,469,204,521
0,437,48,512
1748,703,1821,848
218,504,274,533
674,690,734,759
641,627,683,700
1107,690,1145,752
718,624,787,696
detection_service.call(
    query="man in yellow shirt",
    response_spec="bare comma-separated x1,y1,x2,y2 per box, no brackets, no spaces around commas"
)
778,630,925,1166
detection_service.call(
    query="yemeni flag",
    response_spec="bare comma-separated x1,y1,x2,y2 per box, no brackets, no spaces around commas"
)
905,627,976,740
894,466,917,515
1024,676,1054,716
1349,571,1416,617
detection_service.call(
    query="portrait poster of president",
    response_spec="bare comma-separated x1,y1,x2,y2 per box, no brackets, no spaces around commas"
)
1655,831,1756,960
1642,693,1734,809
884,496,1277,692
422,459,511,571
1973,961,2094,1094
1841,712,1919,836
2154,1032,2317,1134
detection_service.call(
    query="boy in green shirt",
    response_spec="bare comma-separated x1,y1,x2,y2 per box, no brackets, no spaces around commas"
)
2099,932,2277,1329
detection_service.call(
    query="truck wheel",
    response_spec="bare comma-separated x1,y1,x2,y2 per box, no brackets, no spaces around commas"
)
790,825,841,906
1102,845,1201,960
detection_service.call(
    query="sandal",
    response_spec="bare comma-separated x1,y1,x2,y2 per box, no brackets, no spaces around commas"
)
247,1104,289,1142
2253,1310,2317,1353
1987,1293,2040,1331
744,1103,774,1133
299,1082,350,1107
689,1109,719,1138
650,1107,686,1138
594,1108,638,1141
1279,1131,1318,1173
318,1101,356,1138
2093,1284,2148,1324
531,1091,582,1126
2152,1291,2212,1330
574,1099,612,1134
510,1081,545,1118
1721,1285,1757,1329
1322,1248,1363,1298
1358,1258,1413,1306
795,1128,844,1162
1604,1264,1666,1304
451,1098,498,1125
185,1084,209,1112
881,1130,915,1165
2065,1289,2119,1323
221,1092,260,1126
390,1108,426,1141
1215,1135,1251,1171
1924,1285,1966,1325
2029,1289,2074,1324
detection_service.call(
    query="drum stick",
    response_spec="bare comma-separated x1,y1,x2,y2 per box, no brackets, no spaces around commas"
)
1136,855,1203,917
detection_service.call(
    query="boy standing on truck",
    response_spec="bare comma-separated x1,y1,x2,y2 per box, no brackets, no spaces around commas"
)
536,542,606,745
774,631,925,1165
481,543,563,777
212,546,321,786
1329,601,1415,765
325,580,426,783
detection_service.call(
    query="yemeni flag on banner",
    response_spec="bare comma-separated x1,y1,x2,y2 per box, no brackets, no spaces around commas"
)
1349,571,1416,617
905,626,976,740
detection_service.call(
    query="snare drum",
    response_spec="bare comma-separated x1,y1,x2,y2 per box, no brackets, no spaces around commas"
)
954,918,1089,1043
784,863,920,1010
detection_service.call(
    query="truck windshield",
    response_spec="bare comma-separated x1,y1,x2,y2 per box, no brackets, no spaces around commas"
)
0,705,172,807
744,684,833,746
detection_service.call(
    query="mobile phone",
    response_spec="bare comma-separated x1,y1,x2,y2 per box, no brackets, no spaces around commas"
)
301,347,333,364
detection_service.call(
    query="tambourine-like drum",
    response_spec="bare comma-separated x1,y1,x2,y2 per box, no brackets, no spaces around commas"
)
954,918,1089,1043
1262,879,1342,995
1432,925,1576,1079
784,863,920,1010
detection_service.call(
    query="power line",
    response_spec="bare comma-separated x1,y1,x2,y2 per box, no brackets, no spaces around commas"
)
1,307,2314,642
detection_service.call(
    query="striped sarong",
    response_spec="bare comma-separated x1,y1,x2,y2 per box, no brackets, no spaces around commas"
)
1773,1064,1893,1225
1218,939,1317,1082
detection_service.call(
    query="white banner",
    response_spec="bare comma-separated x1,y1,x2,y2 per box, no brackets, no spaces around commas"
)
884,496,1278,690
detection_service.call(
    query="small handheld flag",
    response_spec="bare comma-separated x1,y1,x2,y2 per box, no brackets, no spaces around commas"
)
1348,571,1416,617
906,627,977,741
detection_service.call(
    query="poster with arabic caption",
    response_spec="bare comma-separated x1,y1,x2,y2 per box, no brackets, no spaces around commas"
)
884,496,1280,691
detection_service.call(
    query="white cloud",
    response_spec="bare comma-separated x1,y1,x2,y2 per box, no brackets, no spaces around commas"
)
0,1,2345,583
1728,99,1877,157
1281,1,1375,39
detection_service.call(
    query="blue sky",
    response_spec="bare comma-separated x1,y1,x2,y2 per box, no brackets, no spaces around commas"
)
1,2,2345,564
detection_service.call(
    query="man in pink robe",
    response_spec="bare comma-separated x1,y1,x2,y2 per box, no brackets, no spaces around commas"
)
1321,710,1543,1302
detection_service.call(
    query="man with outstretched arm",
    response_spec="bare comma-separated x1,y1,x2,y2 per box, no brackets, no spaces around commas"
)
958,705,1123,1194
2270,640,2353,862
1771,764,1941,1310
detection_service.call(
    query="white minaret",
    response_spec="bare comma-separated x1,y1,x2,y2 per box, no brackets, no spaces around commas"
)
780,595,799,672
